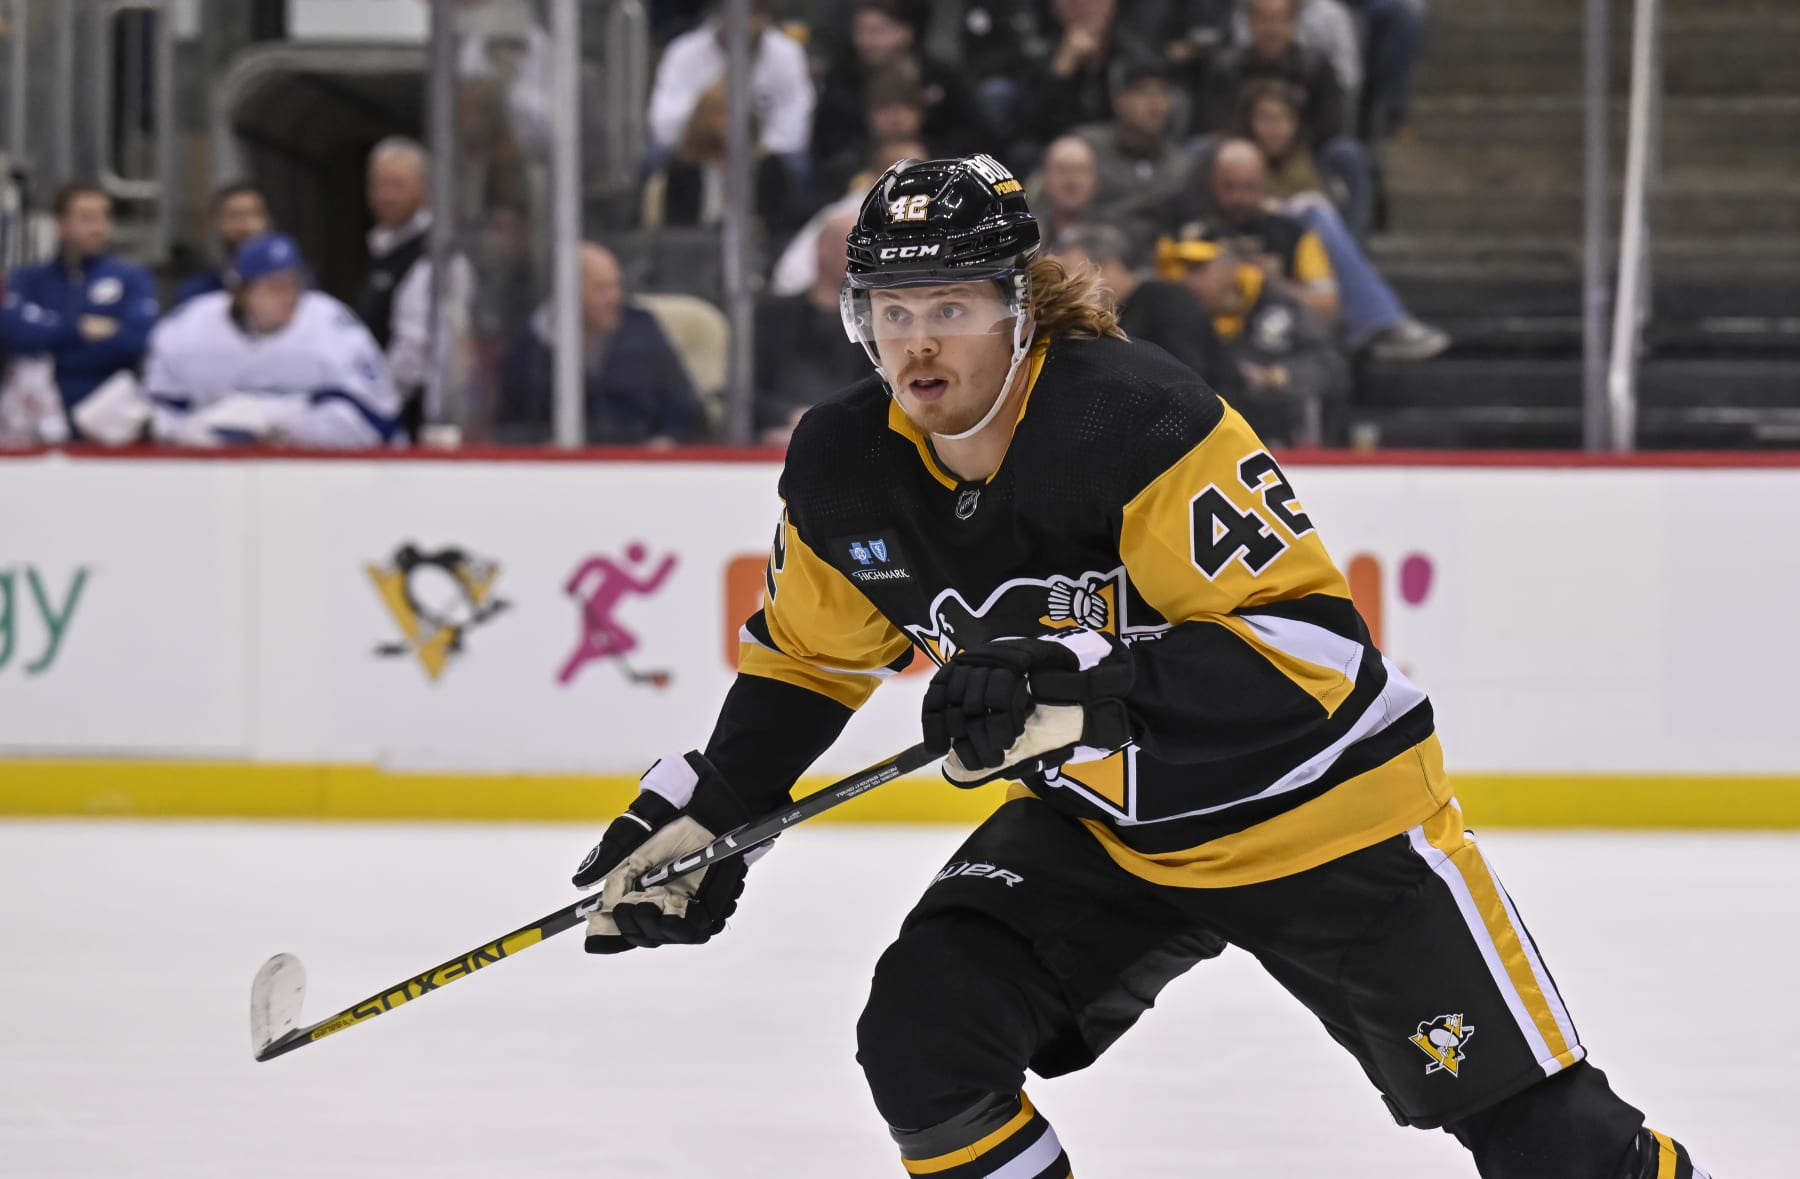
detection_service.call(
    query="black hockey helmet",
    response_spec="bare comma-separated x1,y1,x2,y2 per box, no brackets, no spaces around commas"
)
840,155,1042,433
842,153,1041,290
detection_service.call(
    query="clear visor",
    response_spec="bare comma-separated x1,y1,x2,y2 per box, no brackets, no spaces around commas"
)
841,280,1024,352
840,277,1033,431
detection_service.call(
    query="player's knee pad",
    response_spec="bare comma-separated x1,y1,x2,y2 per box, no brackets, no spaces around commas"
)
888,1091,1072,1179
1448,1061,1646,1179
856,912,1055,1132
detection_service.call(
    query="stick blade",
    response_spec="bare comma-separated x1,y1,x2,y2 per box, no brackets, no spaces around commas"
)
251,953,307,1061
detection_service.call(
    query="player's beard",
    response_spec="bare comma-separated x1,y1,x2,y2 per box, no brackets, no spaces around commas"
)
896,365,979,436
937,387,1006,436
892,340,1016,438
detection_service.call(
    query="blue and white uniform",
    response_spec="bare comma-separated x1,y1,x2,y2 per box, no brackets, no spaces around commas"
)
144,289,401,448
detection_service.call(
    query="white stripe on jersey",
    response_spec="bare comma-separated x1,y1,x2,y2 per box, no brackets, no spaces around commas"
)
1123,655,1428,826
1404,822,1581,1078
985,1123,1064,1179
1486,850,1582,1057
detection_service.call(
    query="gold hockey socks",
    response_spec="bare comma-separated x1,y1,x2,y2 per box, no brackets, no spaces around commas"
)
892,1091,1071,1178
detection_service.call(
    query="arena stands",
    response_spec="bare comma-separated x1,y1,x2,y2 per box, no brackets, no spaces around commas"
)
2,0,1796,451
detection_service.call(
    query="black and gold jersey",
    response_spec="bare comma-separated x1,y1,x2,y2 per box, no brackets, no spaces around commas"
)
705,333,1452,888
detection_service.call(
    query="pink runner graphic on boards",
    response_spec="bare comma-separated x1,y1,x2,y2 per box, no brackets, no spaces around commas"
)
558,543,678,688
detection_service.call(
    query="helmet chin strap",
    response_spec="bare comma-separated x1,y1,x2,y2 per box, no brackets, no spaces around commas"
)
928,312,1033,443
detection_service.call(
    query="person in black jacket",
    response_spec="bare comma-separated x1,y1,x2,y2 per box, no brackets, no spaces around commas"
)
752,208,869,446
1053,222,1225,390
811,0,985,177
497,243,707,445
644,79,799,248
1018,0,1158,150
1201,0,1372,233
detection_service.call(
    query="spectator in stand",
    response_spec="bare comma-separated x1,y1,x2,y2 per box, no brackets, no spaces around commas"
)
813,68,930,211
1054,222,1225,389
451,77,530,243
812,0,984,178
1350,0,1428,137
455,0,552,154
1192,140,1339,329
138,234,400,449
1077,57,1198,261
849,134,932,197
954,1,1049,84
1033,135,1103,247
1189,139,1446,358
1205,0,1372,234
642,80,799,247
945,0,1048,149
497,243,707,446
770,134,930,299
466,202,536,430
1232,0,1363,123
1019,0,1157,151
1238,78,1351,218
753,208,868,447
647,0,815,175
356,137,472,440
173,182,271,308
1159,234,1347,444
0,182,157,433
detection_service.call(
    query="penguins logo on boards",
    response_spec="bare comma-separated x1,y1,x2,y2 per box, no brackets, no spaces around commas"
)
366,543,510,682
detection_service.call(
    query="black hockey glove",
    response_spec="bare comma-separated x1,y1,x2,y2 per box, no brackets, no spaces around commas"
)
571,751,758,953
921,629,1135,787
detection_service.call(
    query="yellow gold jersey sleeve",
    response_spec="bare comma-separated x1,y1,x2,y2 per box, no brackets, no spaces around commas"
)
1119,403,1360,716
738,508,914,710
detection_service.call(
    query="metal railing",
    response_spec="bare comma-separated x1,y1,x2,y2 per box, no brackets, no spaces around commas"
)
3,0,26,176
92,0,177,261
1601,0,1664,452
550,0,583,448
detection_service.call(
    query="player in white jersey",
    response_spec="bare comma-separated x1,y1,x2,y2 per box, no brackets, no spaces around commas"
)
143,233,401,448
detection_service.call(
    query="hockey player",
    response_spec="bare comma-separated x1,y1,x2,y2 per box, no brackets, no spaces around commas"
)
143,233,401,448
572,155,1711,1179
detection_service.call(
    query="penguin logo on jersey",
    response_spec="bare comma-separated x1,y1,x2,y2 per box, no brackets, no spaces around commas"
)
905,568,1169,818
367,543,510,682
1046,577,1109,629
1410,1014,1476,1077
904,566,1163,668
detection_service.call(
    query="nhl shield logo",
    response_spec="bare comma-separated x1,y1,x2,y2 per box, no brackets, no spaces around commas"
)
955,489,981,520
1410,1014,1476,1077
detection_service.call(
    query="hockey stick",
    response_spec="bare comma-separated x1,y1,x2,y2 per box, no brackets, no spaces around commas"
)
249,742,939,1062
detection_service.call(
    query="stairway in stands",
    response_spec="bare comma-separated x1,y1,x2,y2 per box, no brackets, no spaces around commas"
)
1364,0,1800,448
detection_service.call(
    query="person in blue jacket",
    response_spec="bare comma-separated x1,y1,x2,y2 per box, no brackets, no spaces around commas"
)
496,241,708,445
2,181,159,431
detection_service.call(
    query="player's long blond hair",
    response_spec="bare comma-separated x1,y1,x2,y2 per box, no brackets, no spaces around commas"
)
1028,254,1126,343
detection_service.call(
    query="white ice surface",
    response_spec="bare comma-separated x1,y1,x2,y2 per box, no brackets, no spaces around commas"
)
0,821,1786,1177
